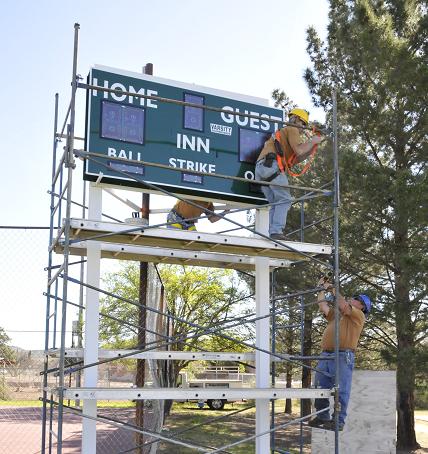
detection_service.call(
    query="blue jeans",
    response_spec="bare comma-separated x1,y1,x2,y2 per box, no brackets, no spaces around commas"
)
254,160,292,235
314,350,355,426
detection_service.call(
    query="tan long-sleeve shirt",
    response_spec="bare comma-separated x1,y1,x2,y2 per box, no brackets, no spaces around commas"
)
257,126,306,166
320,307,365,351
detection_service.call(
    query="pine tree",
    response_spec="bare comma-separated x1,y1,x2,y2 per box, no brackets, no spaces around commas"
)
304,0,427,448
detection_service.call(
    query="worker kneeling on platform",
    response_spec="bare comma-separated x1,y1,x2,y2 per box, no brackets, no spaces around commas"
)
167,199,229,231
255,108,324,241
308,276,372,432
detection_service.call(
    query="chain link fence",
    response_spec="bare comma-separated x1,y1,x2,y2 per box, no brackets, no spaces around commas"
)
0,228,165,453
0,227,48,452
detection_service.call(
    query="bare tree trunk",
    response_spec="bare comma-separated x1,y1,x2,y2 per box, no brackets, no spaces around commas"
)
394,174,419,450
395,266,419,450
164,363,178,419
301,312,313,416
284,364,292,414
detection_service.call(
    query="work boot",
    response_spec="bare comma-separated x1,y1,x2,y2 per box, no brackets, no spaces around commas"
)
270,233,288,241
321,420,344,431
308,416,330,428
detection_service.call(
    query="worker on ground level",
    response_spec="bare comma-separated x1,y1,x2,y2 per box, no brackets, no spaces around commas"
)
308,276,372,431
254,108,324,241
167,199,229,231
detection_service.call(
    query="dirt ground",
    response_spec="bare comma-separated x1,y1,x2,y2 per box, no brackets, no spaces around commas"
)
160,405,428,454
0,405,427,453
158,405,312,453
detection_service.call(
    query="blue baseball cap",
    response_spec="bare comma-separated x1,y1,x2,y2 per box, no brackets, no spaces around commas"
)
354,294,372,314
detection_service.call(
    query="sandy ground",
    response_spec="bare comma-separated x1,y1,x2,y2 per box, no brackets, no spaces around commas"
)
400,413,428,454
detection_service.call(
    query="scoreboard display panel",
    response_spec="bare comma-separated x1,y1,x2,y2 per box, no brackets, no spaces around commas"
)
85,65,283,205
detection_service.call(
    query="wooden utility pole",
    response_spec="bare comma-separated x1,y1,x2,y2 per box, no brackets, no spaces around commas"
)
135,62,153,454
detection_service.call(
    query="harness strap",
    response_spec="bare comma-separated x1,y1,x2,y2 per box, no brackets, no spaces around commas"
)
261,169,281,182
169,209,197,231
273,133,286,174
171,208,184,219
275,128,320,178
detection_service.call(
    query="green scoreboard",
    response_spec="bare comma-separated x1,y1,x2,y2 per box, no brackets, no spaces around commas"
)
85,65,283,205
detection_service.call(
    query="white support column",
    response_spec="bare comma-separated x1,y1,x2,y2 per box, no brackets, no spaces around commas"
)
82,183,102,453
255,208,270,453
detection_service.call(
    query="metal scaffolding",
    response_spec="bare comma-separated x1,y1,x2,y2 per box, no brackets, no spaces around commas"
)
41,23,341,454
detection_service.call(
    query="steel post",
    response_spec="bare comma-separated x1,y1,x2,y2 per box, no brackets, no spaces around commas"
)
270,269,277,453
135,63,152,453
75,180,86,408
255,207,270,453
81,183,102,453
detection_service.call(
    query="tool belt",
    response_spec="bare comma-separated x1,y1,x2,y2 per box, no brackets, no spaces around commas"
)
262,152,276,168
258,152,282,182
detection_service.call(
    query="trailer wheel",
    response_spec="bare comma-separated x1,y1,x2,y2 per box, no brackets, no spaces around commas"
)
207,399,226,410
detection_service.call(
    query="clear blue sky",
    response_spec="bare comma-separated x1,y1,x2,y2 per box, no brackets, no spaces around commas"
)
0,0,329,348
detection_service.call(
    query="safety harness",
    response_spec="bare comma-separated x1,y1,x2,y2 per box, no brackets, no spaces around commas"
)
168,209,197,231
263,129,320,181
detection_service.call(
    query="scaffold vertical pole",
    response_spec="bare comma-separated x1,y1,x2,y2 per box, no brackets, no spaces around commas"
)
255,207,270,453
56,23,80,454
332,89,340,453
299,200,305,454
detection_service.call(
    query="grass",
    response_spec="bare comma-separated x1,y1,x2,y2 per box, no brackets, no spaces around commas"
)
0,399,135,408
157,401,308,454
158,402,257,454
0,400,43,407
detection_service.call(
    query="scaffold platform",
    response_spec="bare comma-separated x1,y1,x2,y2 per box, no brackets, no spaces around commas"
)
55,218,332,266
